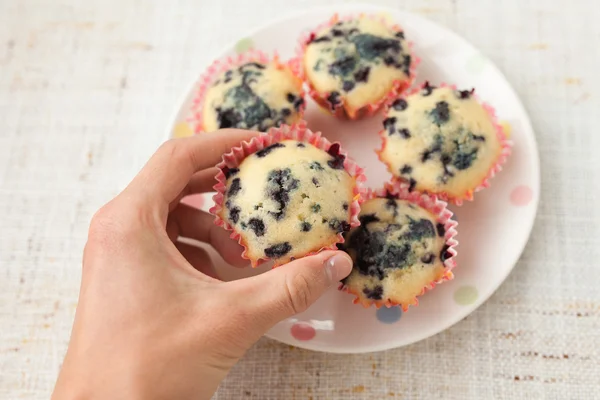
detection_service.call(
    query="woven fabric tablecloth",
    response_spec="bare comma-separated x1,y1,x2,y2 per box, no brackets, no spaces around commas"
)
1,0,598,398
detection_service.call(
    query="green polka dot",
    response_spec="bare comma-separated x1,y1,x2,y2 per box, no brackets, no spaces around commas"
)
465,53,488,75
454,286,478,305
234,37,254,54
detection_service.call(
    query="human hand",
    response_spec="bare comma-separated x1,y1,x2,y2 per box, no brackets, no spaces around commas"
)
52,130,353,400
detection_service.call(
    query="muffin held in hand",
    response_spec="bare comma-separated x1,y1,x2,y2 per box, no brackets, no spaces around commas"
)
212,126,364,266
340,185,457,310
300,14,415,119
192,51,305,133
379,82,511,204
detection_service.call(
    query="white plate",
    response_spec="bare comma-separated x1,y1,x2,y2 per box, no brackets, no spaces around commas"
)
170,4,540,353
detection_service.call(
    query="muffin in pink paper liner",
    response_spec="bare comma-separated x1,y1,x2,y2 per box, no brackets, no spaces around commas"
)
339,181,458,311
293,13,418,120
188,49,305,134
210,122,366,267
378,82,512,205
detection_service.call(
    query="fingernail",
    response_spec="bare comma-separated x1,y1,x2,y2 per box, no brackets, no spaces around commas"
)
325,253,353,284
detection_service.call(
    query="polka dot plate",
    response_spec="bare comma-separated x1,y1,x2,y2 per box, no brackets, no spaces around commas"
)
170,4,540,353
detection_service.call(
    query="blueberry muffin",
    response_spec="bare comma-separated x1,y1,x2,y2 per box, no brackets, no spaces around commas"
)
379,83,503,201
201,61,304,132
302,16,413,118
218,140,355,265
340,195,451,307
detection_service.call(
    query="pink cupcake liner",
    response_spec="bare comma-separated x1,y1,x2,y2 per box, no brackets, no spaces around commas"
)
340,180,458,311
378,82,513,205
187,49,306,134
291,13,419,120
209,121,367,267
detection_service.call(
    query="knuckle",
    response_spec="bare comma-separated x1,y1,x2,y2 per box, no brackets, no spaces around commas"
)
159,138,194,164
88,204,115,240
284,273,313,315
84,204,120,269
88,201,133,245
85,201,143,271
158,138,180,156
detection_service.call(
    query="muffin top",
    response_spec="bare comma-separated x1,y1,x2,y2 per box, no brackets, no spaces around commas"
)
219,140,355,265
303,17,412,112
380,84,502,198
202,61,304,132
341,197,449,306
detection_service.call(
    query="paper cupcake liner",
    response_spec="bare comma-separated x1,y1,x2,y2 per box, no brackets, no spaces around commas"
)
378,82,513,205
187,49,306,134
291,13,419,120
209,121,367,267
340,180,458,311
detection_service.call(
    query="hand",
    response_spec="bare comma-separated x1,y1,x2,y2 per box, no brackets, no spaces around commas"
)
52,130,353,400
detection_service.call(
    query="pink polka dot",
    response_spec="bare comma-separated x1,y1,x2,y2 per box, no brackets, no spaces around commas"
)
510,185,533,206
181,194,205,209
290,322,316,341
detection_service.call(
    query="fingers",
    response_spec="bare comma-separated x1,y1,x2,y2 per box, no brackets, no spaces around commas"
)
168,204,248,268
124,129,260,215
175,241,219,280
209,228,250,268
230,251,353,327
187,167,220,195
167,168,219,212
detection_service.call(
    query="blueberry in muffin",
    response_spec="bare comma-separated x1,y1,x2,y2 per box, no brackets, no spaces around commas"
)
380,83,503,202
302,16,414,117
201,61,304,132
218,140,356,266
340,195,451,308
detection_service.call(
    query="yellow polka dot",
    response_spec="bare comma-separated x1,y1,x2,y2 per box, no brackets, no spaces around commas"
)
234,37,254,54
500,121,512,139
454,286,478,306
172,122,193,138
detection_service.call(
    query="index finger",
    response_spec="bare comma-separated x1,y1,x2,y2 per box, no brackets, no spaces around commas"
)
126,128,260,213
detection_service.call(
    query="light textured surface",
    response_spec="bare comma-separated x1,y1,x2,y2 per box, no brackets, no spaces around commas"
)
0,0,598,399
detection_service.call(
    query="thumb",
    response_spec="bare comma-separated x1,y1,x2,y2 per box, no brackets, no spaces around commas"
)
239,250,353,327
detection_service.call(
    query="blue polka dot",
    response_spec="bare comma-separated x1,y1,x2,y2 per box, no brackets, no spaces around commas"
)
376,307,402,324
